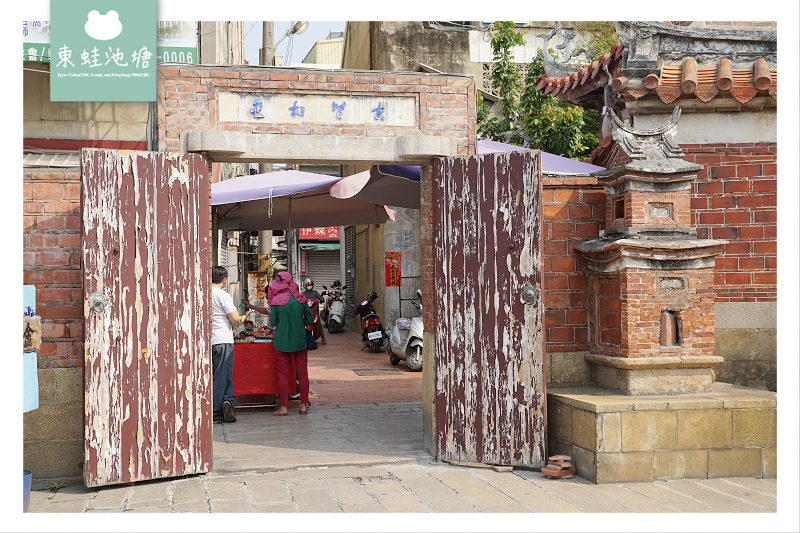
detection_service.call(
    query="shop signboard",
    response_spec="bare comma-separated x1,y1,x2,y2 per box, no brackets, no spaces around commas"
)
299,227,340,240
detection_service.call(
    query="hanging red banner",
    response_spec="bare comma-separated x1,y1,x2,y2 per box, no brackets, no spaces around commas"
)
385,252,401,287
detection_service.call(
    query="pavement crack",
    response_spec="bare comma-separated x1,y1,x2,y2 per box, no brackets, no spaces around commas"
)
166,481,176,512
201,476,213,512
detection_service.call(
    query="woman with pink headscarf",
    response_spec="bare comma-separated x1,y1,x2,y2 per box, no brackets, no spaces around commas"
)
268,272,314,415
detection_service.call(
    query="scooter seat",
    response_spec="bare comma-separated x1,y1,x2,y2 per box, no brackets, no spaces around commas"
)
396,318,412,330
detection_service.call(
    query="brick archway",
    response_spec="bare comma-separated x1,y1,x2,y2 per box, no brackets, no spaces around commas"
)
158,65,546,467
159,64,480,458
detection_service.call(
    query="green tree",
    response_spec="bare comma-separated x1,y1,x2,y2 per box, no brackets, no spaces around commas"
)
574,21,619,61
478,22,598,160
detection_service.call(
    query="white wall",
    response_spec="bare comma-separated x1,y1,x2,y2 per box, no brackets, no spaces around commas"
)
633,110,777,145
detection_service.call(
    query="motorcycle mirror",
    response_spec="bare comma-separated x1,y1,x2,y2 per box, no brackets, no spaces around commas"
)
323,285,328,290
342,285,347,290
416,289,422,299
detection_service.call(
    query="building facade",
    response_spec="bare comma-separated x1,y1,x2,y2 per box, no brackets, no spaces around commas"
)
22,19,778,487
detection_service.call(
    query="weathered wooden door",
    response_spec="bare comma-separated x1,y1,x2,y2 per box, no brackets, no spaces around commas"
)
81,149,212,487
432,150,545,467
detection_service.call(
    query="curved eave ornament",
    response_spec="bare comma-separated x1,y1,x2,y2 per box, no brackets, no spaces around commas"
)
607,106,702,174
537,22,595,78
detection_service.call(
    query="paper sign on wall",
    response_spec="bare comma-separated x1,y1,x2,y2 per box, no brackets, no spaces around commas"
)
385,252,401,287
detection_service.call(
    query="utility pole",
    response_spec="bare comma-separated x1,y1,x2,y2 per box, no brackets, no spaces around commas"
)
258,22,275,275
260,21,275,66
257,21,309,278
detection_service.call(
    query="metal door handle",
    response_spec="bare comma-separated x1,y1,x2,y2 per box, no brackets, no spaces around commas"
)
521,285,538,305
88,292,108,313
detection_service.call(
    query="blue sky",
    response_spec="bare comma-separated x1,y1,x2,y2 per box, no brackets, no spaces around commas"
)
244,21,345,66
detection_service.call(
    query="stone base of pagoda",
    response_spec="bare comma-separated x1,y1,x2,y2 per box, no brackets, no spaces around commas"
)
586,353,724,395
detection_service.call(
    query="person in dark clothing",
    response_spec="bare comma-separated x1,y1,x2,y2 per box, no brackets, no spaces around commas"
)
302,278,326,345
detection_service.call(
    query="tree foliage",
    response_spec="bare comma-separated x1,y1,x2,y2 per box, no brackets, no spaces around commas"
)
574,21,619,61
478,22,599,160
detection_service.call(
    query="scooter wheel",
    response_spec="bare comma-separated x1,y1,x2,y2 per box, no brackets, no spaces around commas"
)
389,354,400,365
406,345,423,372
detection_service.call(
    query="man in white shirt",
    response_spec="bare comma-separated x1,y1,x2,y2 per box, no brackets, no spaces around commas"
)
211,266,240,423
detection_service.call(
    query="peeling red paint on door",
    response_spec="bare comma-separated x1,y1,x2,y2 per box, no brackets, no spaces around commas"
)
432,150,546,467
81,149,212,487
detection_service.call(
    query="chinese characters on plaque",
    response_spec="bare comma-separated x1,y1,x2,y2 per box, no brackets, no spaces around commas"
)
249,97,389,121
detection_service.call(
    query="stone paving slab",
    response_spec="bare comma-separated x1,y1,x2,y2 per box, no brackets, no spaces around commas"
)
24,401,790,533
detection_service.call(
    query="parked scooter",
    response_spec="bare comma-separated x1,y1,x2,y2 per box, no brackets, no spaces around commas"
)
354,290,388,353
386,289,423,371
322,280,347,333
320,291,331,328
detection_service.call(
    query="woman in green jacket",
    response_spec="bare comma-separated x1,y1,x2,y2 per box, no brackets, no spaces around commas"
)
268,272,314,415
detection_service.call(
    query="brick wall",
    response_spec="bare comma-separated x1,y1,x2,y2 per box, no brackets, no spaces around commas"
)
539,142,776,356
23,168,83,369
606,187,693,233
684,143,777,302
588,274,622,348
23,167,85,485
23,147,776,365
542,176,605,353
419,164,435,327
618,268,717,357
157,65,477,156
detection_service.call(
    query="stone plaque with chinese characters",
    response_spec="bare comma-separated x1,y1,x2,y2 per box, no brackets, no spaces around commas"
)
219,92,418,127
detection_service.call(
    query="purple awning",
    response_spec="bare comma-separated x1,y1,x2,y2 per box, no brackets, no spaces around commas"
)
211,170,393,230
332,139,606,209
477,138,605,174
372,138,604,186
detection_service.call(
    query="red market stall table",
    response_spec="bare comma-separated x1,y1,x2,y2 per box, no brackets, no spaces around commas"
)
232,342,295,405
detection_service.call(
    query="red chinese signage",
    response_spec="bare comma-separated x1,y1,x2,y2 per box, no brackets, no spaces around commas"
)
385,252,401,287
298,227,340,240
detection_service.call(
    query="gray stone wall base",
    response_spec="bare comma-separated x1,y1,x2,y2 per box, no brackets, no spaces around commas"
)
547,382,777,483
714,302,777,391
23,367,84,488
586,353,723,395
547,351,591,385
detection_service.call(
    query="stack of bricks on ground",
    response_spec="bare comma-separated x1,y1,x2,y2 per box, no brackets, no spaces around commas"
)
542,455,576,479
